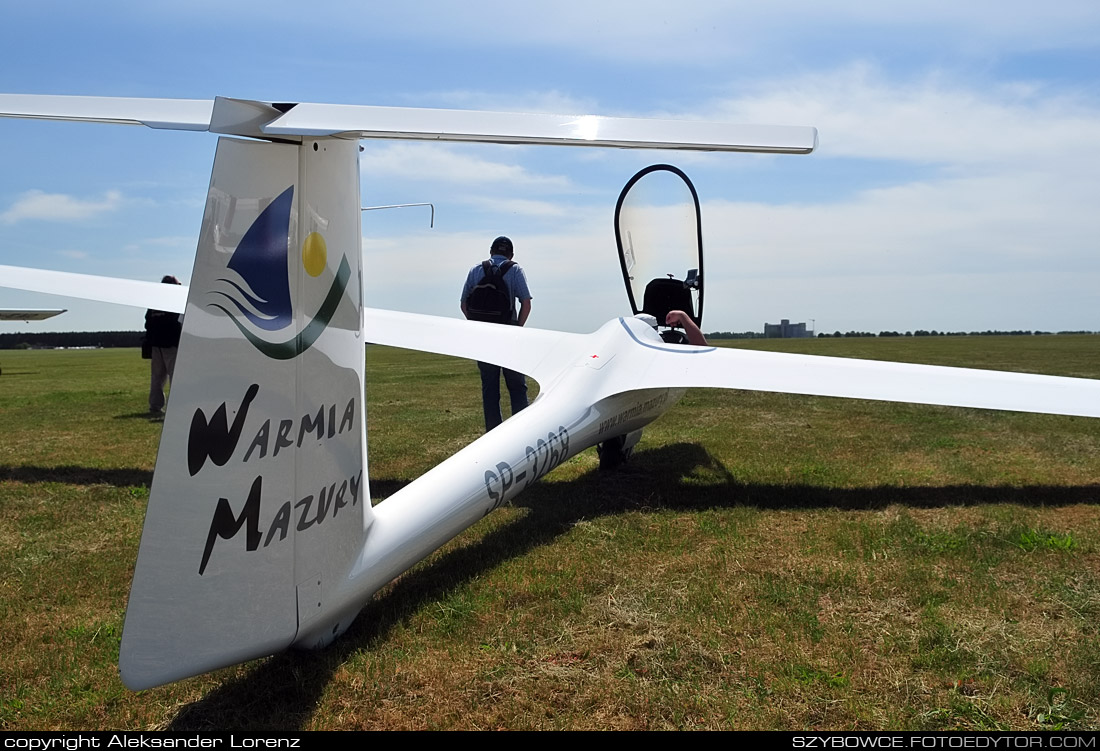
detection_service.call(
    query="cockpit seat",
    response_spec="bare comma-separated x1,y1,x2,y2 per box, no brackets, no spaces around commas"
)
642,277,694,323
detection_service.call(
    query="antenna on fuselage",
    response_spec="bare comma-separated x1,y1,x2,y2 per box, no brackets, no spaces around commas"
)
361,202,435,228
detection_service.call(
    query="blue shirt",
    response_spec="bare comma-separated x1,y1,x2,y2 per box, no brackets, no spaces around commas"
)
461,255,532,322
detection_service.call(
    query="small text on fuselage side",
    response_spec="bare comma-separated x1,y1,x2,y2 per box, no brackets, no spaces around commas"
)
597,392,667,436
484,425,570,513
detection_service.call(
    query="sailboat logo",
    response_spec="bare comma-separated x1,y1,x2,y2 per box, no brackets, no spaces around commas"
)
208,186,351,360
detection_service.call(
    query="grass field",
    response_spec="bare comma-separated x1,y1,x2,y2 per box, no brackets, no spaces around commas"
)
1,336,1098,730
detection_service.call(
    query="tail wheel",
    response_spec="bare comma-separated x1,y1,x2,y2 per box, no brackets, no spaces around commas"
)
596,434,632,470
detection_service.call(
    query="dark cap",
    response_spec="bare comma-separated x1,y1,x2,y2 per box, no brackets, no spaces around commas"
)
490,236,513,256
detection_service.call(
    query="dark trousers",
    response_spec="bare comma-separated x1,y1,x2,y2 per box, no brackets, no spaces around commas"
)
149,346,177,413
477,361,528,431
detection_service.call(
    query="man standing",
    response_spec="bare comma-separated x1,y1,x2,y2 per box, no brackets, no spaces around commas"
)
145,274,183,415
460,236,533,432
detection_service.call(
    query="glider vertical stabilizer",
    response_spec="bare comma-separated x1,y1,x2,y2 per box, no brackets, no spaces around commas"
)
119,136,369,690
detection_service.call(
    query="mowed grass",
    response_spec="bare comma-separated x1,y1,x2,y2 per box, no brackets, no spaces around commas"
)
0,335,1098,730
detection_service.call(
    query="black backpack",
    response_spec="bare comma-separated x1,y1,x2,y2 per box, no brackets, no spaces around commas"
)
466,260,516,324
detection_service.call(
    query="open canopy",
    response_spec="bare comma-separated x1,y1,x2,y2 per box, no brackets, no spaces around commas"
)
615,165,704,327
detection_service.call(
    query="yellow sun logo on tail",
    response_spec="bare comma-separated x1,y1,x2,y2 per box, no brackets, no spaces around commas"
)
302,232,327,277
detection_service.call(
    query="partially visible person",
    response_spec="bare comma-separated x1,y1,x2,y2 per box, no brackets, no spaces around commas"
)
666,309,708,345
145,275,183,415
460,236,533,432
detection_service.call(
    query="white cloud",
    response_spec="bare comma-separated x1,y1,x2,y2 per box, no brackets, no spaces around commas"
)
112,0,1100,56
357,62,1100,334
361,143,574,190
709,180,1091,279
459,196,569,218
120,236,195,256
145,236,195,249
0,189,123,224
638,62,1100,331
693,165,1099,332
353,1,1100,64
702,63,1100,171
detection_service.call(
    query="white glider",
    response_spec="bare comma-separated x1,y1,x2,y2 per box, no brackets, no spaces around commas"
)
0,94,1095,691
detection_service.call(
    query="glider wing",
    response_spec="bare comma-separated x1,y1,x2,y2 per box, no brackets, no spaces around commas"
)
619,338,1100,419
364,307,584,387
0,94,213,130
0,265,187,313
0,308,65,321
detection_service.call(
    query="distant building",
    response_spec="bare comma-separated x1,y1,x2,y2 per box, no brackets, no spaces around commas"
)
764,319,813,338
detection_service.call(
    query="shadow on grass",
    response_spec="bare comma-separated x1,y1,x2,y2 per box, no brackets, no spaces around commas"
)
164,442,1099,730
114,411,165,422
0,464,152,487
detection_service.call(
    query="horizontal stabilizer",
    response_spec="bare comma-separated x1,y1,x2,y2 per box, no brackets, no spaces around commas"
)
0,94,213,130
0,265,187,313
0,94,816,153
265,103,818,153
627,343,1100,419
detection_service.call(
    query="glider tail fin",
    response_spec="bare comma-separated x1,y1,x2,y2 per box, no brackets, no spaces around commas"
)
120,135,370,690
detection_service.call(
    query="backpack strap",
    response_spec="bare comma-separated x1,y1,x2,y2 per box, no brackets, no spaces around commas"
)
478,259,516,284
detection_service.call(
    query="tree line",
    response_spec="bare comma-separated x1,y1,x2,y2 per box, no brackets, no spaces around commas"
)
705,329,1097,340
0,331,143,350
2,328,1096,350
815,330,1096,338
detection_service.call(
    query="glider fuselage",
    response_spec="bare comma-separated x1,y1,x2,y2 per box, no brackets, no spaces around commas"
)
294,314,693,648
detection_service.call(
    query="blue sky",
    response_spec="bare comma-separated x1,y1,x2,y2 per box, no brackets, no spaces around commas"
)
1,1,1098,335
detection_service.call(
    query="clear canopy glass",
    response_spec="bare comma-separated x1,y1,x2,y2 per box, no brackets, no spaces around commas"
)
614,165,704,326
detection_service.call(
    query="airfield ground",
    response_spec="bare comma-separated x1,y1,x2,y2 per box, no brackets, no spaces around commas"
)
1,336,1097,730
